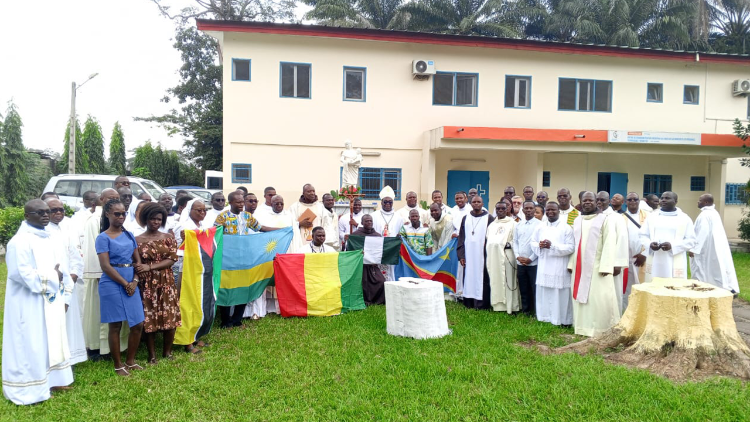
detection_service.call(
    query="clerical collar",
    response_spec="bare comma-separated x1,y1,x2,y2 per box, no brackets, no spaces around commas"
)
470,210,487,217
380,210,394,216
701,205,716,211
659,209,678,216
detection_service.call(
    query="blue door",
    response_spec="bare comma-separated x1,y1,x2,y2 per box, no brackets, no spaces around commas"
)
597,172,629,210
446,171,490,207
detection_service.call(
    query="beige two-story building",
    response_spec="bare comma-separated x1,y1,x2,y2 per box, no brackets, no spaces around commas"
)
199,20,750,238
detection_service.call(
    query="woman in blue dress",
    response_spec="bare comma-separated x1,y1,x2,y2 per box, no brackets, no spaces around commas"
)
96,198,147,377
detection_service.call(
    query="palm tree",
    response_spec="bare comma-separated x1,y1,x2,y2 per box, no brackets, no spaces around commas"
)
303,0,408,29
710,0,750,53
399,0,536,38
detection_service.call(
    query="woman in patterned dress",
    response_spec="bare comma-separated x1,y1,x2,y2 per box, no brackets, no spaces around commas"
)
135,203,182,364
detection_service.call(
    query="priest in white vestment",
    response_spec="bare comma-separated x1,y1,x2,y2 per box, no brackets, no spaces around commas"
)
622,193,648,311
431,190,451,217
598,192,630,315
568,192,621,337
639,192,696,282
457,195,494,309
451,192,471,232
338,198,365,247
531,202,575,326
397,191,430,227
371,186,404,281
46,199,87,366
690,194,739,292
486,201,520,313
304,227,337,253
320,193,341,251
3,200,74,405
290,184,325,249
252,195,301,316
82,189,128,357
429,203,455,250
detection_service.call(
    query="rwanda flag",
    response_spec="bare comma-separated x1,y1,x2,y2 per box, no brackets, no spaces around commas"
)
216,227,294,307
395,238,459,292
175,227,221,346
273,251,365,317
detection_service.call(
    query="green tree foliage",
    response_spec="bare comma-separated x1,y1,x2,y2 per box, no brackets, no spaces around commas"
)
24,152,54,201
400,0,533,37
109,122,127,176
81,115,107,174
303,0,409,29
58,118,84,174
133,141,203,187
0,102,29,207
710,0,750,54
732,118,750,241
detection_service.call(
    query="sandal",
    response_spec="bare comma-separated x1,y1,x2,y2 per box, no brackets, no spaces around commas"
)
195,340,209,348
185,345,203,355
114,367,130,377
162,354,175,360
126,363,144,371
148,358,158,365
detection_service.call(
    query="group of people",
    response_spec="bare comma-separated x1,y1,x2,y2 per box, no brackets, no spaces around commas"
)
2,175,739,405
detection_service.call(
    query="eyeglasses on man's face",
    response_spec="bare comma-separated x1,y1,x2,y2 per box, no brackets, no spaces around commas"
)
30,210,51,216
49,207,65,214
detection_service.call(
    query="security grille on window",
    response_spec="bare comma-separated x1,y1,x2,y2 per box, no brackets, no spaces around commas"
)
232,59,251,81
281,63,311,98
505,76,531,108
344,67,365,101
647,83,662,102
643,174,672,197
558,78,612,112
690,176,706,191
232,164,252,183
357,167,402,199
433,72,477,106
726,183,749,205
684,85,699,105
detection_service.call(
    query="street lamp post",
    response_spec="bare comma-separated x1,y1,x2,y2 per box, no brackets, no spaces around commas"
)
68,73,98,174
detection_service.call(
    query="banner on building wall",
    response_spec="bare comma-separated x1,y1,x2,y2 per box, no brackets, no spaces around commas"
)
608,130,701,146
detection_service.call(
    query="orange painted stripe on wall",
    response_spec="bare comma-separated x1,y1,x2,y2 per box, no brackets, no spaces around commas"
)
701,134,746,147
443,126,608,143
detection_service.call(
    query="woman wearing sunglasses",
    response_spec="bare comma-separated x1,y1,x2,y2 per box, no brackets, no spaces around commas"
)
95,198,146,377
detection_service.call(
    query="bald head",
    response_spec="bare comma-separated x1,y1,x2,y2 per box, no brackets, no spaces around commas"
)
581,191,597,214
698,193,714,208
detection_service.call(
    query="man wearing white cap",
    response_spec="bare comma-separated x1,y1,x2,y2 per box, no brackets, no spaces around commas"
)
371,186,404,281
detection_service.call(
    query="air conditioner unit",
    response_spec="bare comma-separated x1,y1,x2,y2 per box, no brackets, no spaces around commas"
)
412,60,436,78
732,79,750,96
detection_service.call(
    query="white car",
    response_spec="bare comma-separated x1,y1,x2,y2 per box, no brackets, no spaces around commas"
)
44,174,167,210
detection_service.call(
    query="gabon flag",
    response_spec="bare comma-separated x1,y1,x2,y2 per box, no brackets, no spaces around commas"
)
273,251,365,317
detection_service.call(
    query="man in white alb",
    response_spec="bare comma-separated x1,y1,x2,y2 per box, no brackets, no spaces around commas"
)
639,191,696,282
457,195,494,309
397,191,429,227
320,193,341,251
371,186,404,281
597,191,629,315
689,194,739,293
339,198,365,248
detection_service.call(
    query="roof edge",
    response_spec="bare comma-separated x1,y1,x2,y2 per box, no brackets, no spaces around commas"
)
197,19,750,65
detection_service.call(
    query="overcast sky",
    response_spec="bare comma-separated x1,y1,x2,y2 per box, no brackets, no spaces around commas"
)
0,0,308,157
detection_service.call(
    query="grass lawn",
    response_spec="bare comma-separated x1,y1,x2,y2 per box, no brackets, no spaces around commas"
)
1,258,750,421
736,253,750,302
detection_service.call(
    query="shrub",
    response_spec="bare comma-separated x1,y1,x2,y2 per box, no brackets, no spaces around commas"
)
0,207,24,248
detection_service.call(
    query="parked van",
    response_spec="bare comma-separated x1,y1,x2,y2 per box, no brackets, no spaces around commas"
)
43,174,167,210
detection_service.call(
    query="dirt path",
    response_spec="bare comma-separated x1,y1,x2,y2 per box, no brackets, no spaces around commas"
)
733,298,750,345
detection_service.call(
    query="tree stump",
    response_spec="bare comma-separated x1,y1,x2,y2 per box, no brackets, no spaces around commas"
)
557,278,750,381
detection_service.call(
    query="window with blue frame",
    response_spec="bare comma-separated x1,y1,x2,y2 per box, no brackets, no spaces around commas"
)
232,163,252,183
690,176,706,191
684,85,699,105
232,59,251,81
558,78,612,112
643,174,672,197
433,72,477,106
647,83,662,102
726,183,749,205
280,62,311,99
343,67,366,101
542,171,551,187
505,76,531,108
356,167,402,200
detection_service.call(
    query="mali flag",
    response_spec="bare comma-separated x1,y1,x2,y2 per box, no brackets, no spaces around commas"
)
273,251,365,317
216,227,293,307
395,237,459,293
175,227,221,346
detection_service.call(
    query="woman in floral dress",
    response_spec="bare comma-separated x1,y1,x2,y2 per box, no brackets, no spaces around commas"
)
135,203,182,363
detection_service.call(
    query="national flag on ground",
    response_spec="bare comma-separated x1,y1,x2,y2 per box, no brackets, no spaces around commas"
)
175,227,221,346
273,251,365,317
395,237,459,292
216,227,293,307
346,235,400,265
